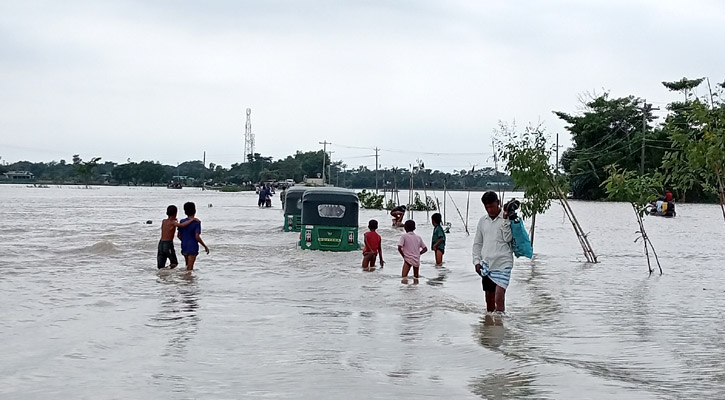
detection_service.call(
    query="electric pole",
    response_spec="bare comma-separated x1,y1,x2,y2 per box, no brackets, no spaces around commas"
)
319,140,330,185
374,147,380,193
328,151,334,186
555,132,559,174
640,99,660,175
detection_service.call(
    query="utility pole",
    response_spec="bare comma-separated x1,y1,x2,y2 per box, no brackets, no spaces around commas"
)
374,147,380,193
640,99,660,175
319,141,330,185
492,138,501,199
555,132,559,174
328,151,334,185
202,151,206,190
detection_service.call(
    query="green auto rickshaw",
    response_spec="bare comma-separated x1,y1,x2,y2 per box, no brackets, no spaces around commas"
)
299,187,360,251
282,186,307,232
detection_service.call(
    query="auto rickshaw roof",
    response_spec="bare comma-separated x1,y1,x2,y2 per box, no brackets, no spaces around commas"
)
301,187,359,202
285,186,307,193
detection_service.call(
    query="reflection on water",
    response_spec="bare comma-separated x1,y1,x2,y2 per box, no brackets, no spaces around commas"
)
476,314,505,350
470,370,540,400
426,266,449,287
153,271,200,359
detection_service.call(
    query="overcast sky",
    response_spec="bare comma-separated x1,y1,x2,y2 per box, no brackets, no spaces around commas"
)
1,0,723,172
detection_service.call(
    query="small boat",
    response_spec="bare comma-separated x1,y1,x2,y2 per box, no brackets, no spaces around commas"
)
646,200,676,217
167,181,182,189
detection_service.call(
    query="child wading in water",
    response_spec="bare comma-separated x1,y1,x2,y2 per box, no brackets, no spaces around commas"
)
157,205,197,269
431,212,446,266
362,219,384,270
397,220,427,278
177,202,210,271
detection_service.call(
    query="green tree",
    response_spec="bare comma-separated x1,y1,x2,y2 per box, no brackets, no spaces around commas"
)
602,166,663,274
496,122,597,262
555,94,654,199
112,162,138,185
137,161,167,185
660,77,725,219
72,154,101,188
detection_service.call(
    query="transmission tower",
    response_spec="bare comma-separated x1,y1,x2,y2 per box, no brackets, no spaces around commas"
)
244,108,254,162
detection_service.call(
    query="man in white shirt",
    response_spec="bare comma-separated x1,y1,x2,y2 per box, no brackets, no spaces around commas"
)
472,191,514,312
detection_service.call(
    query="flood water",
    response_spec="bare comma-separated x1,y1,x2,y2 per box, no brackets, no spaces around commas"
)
1,185,723,399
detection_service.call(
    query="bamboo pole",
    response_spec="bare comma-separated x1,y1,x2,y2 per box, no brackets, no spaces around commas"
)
422,176,430,221
465,190,470,233
443,178,447,225
548,173,598,263
447,190,469,235
529,213,537,250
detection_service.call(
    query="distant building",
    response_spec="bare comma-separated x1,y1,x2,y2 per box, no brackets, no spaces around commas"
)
3,171,35,181
485,181,509,188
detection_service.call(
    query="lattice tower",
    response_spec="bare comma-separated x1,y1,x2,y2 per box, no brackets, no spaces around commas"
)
244,108,254,162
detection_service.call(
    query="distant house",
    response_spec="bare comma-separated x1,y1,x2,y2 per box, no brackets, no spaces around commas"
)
3,171,35,181
485,181,509,188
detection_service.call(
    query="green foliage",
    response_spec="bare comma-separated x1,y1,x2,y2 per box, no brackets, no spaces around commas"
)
496,122,564,218
660,77,725,209
72,155,101,187
602,165,662,216
554,76,724,205
408,192,437,211
602,165,664,274
357,189,384,209
554,93,655,199
662,77,705,101
384,199,397,210
218,185,243,192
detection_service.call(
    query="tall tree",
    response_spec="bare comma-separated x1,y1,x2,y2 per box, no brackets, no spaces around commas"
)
661,77,725,220
554,94,654,199
72,154,101,188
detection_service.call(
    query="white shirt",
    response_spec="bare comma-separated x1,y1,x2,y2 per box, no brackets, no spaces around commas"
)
472,210,513,270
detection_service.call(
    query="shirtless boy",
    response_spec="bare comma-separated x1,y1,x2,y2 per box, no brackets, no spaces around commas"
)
157,205,197,269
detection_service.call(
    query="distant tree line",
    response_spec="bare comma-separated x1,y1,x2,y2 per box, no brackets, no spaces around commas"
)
0,151,513,190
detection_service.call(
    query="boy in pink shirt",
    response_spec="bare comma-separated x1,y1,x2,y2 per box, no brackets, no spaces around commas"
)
397,220,428,278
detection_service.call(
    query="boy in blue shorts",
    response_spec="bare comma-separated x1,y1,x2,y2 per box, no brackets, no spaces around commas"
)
177,202,210,271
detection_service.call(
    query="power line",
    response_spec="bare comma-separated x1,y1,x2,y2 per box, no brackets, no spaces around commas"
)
332,142,491,156
566,146,641,178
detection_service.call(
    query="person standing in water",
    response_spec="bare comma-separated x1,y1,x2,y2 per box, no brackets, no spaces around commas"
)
178,202,210,271
431,212,446,266
157,205,197,269
257,184,268,207
362,219,384,269
472,191,514,313
398,219,427,279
